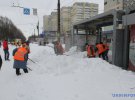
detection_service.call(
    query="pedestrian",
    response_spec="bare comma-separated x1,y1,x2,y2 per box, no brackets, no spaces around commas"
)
13,42,28,76
95,42,106,60
2,39,10,61
0,55,2,70
85,43,95,58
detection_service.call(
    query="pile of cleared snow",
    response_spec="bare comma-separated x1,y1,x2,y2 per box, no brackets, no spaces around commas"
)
65,46,87,58
65,46,77,55
0,44,135,100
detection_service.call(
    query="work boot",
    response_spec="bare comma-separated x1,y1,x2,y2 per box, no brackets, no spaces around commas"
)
16,73,21,76
16,68,21,76
23,69,28,73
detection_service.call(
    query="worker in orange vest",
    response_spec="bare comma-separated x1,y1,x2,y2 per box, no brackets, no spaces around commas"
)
86,43,95,58
96,42,106,60
13,42,28,76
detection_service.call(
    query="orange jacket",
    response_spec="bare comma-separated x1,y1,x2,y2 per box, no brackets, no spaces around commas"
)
14,47,27,61
96,44,105,54
86,45,95,57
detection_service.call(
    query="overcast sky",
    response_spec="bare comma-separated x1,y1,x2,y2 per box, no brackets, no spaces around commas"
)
0,0,104,38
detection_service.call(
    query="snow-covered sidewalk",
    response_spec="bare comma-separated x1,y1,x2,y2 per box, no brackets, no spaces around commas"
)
0,44,135,100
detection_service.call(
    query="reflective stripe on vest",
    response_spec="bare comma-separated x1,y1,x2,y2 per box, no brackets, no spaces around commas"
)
14,47,27,61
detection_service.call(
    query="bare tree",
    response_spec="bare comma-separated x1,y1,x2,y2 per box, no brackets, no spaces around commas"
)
0,16,26,41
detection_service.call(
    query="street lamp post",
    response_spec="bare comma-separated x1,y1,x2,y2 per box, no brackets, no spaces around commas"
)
37,20,39,37
57,0,61,41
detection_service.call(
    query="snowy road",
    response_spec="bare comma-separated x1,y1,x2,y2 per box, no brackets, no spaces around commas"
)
0,44,135,100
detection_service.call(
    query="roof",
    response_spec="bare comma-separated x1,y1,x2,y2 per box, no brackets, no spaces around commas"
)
73,9,124,30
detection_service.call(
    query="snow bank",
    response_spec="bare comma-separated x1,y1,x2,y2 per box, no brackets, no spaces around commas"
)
0,44,135,100
65,46,87,58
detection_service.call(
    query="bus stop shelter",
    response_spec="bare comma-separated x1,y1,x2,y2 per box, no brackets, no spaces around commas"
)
72,9,125,68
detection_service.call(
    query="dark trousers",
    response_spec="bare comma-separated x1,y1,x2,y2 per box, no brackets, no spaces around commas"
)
99,52,106,60
4,49,9,60
0,56,2,70
16,68,28,75
104,50,109,61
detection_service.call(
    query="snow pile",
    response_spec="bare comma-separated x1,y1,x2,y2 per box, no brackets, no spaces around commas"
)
0,44,135,100
65,46,86,58
65,46,77,55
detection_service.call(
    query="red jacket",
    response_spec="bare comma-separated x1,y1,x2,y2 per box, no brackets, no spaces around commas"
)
3,40,8,50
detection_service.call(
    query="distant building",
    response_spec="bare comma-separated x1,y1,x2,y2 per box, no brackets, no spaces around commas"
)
71,2,98,24
43,15,50,32
49,12,58,32
60,7,71,34
43,2,99,35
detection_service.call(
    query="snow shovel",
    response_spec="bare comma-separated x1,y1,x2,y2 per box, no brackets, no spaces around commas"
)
28,58,37,64
28,58,42,67
27,66,32,71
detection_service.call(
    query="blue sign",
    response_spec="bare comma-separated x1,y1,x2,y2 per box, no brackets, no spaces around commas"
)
23,8,30,15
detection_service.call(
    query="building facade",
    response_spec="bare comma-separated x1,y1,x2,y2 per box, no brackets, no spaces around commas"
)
43,15,50,32
43,2,98,35
49,12,58,32
43,12,57,32
104,0,123,12
60,7,71,34
71,2,98,24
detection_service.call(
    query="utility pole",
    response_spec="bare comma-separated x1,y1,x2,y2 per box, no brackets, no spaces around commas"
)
37,20,39,37
57,0,61,41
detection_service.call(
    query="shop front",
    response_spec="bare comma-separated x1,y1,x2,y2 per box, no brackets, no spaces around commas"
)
129,25,135,71
123,12,135,71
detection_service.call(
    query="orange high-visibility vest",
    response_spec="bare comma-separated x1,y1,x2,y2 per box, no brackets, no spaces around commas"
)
86,45,95,57
14,47,27,61
96,44,105,55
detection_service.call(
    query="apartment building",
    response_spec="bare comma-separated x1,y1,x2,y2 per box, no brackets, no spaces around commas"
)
60,7,71,34
104,0,123,12
49,12,58,32
71,2,98,24
43,15,50,32
43,2,98,34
